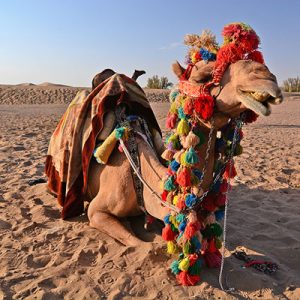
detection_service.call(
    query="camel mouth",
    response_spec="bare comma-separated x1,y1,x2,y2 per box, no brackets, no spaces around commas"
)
238,90,283,116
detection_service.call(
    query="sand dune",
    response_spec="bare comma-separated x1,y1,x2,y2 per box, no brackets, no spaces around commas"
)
0,85,170,105
0,90,299,299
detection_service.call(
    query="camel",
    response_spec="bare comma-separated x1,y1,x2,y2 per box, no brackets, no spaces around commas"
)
86,59,283,246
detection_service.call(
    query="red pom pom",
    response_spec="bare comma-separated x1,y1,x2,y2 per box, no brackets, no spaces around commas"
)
167,167,175,176
184,221,201,239
247,50,264,64
203,250,222,268
162,224,176,241
194,94,215,120
176,271,201,286
238,129,244,140
208,238,217,253
219,180,229,193
215,193,226,206
166,113,178,129
183,98,194,115
161,190,168,201
224,162,237,179
176,167,191,187
244,110,259,124
188,254,198,266
201,195,217,212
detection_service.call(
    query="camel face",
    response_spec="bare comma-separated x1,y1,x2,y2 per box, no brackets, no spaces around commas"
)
217,60,283,117
172,59,283,119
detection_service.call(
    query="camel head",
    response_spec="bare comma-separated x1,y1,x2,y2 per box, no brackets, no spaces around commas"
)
172,59,283,123
171,23,283,127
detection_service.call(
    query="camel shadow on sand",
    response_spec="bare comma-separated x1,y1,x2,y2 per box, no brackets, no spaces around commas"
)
44,183,299,298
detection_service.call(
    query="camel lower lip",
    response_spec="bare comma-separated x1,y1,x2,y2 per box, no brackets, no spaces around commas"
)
239,91,272,116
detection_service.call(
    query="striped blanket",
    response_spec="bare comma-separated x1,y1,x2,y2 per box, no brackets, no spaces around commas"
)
45,74,161,219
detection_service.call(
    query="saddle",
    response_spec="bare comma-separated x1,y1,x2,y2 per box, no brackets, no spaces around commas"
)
45,74,162,219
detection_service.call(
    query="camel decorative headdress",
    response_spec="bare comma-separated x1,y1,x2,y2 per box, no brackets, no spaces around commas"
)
161,23,263,286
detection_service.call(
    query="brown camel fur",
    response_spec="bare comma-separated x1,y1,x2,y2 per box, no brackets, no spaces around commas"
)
87,60,283,246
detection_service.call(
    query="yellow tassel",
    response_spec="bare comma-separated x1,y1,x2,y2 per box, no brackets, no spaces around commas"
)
180,151,189,167
167,241,179,254
159,180,164,191
94,130,117,164
176,119,190,135
169,102,178,114
173,195,179,205
178,257,190,271
169,215,179,227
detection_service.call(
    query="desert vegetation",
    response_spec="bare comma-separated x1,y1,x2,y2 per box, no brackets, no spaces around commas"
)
282,77,300,92
146,75,173,89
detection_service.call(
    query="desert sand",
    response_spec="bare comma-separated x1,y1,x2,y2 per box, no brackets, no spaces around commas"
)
0,85,299,299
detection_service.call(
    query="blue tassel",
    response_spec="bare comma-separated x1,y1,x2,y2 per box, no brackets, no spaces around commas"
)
170,160,180,172
215,210,225,221
193,169,203,180
191,236,202,252
178,221,187,232
185,193,197,208
164,214,171,224
178,107,186,120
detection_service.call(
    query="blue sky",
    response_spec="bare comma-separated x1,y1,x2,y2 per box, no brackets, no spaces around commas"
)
0,0,299,87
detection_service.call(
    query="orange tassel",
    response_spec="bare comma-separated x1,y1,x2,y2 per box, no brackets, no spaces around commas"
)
176,167,192,187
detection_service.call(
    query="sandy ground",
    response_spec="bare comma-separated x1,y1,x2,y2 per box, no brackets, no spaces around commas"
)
0,93,299,299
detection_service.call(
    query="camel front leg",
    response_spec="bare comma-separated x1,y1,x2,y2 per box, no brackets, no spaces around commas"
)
88,209,144,246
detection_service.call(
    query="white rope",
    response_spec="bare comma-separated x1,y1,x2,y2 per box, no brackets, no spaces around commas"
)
218,120,242,292
119,139,180,213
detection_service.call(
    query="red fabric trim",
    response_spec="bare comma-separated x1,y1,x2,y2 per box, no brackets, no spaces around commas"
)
62,172,84,219
45,155,65,206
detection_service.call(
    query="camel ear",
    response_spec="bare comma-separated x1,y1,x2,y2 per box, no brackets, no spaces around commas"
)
172,61,185,79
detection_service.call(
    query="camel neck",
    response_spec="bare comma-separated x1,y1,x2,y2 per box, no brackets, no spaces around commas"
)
196,125,217,191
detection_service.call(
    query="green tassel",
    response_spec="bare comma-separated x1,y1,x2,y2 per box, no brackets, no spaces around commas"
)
185,148,199,165
210,223,223,237
115,127,126,139
176,213,186,223
170,223,178,232
215,237,222,249
164,176,176,191
183,241,191,255
189,259,202,276
168,134,181,150
170,260,181,274
193,129,205,146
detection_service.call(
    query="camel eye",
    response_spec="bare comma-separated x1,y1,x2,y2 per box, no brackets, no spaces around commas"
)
193,72,212,83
